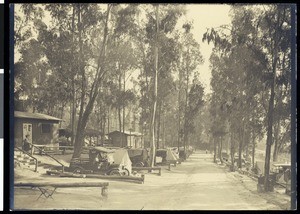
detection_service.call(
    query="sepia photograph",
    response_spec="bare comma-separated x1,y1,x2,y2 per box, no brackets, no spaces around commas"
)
12,3,295,210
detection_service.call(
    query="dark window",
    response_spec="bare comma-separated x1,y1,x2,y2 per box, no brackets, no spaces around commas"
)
41,124,51,133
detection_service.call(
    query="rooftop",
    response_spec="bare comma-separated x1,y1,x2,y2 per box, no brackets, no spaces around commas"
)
108,130,143,136
14,111,62,122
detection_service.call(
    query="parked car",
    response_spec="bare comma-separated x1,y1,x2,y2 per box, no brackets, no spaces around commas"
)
127,148,150,167
69,146,126,176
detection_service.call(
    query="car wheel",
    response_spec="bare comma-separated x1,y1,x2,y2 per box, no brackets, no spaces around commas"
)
135,162,144,167
109,169,121,176
73,167,83,174
122,169,130,176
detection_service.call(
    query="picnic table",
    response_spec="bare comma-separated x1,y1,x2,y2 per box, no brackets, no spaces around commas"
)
15,181,109,200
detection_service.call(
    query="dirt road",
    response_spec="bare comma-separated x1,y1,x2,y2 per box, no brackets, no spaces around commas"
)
14,151,289,210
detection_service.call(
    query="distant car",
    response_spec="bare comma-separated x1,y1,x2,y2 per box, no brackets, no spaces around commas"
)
156,149,168,164
127,148,149,167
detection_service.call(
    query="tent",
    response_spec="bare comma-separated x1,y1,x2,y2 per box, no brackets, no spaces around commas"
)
112,148,132,175
156,148,178,163
170,148,180,160
166,148,178,162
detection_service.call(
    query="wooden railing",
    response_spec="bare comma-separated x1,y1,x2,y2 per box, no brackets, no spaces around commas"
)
15,147,38,172
31,144,65,172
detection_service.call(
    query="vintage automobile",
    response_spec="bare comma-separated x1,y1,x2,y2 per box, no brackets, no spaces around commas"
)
127,148,150,167
69,146,126,176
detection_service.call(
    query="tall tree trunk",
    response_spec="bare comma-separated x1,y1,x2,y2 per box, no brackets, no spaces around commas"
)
213,137,217,163
219,136,223,163
70,4,76,146
156,101,162,149
238,128,243,169
177,84,181,152
60,104,64,128
118,67,123,146
252,132,257,169
184,71,189,154
230,131,235,171
272,119,281,162
162,108,165,148
123,69,126,136
264,8,283,191
72,4,111,158
107,107,110,134
150,4,159,167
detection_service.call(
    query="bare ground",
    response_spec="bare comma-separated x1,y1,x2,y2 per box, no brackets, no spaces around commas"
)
13,151,290,210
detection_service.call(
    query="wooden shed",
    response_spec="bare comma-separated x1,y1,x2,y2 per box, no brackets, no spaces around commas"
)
108,130,143,149
14,111,62,147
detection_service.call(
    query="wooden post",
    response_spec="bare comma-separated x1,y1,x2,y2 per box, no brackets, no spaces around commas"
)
101,186,108,197
31,145,34,155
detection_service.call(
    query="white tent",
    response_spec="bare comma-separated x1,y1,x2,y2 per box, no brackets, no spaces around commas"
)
112,149,132,175
166,148,178,161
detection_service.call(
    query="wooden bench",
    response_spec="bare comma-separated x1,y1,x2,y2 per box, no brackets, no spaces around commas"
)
132,167,162,176
14,181,109,200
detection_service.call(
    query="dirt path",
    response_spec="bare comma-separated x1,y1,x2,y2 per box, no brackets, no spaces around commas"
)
13,151,288,210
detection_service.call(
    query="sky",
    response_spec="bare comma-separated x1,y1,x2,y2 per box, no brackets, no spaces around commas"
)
185,4,231,94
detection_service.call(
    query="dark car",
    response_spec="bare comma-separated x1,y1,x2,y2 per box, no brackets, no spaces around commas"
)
69,146,125,176
156,149,168,164
127,148,149,167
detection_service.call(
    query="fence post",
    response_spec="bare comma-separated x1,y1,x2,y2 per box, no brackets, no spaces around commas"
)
35,159,38,172
31,145,34,155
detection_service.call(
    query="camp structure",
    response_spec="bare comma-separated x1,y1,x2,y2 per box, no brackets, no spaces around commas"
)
108,130,143,148
58,127,103,146
14,111,62,148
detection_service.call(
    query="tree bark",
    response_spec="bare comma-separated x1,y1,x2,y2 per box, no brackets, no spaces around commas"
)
213,137,217,163
219,136,223,163
230,131,235,171
123,68,126,137
238,126,244,169
71,4,76,146
272,119,281,162
252,132,256,168
156,101,162,149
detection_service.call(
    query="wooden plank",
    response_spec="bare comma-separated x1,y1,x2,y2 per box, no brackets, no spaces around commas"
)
132,167,161,176
85,174,145,183
132,166,161,170
14,181,109,188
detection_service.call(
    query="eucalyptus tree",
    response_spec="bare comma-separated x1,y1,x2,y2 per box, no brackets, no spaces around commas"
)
106,5,139,138
176,23,204,153
204,5,291,190
42,4,114,158
136,4,186,166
